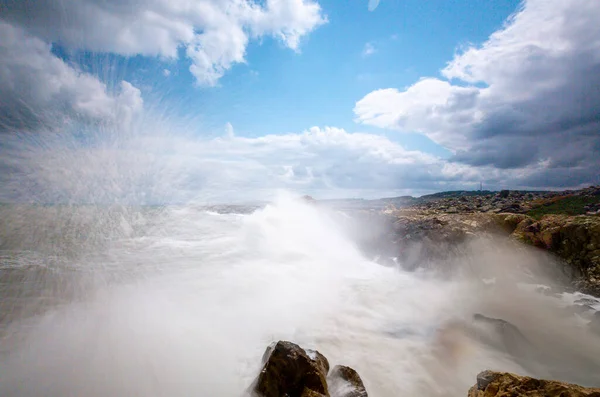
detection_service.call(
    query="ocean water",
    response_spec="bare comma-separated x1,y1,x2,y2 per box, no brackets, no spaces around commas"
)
1,195,600,397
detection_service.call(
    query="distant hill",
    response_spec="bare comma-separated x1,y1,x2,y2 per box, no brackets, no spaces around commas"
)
417,190,495,200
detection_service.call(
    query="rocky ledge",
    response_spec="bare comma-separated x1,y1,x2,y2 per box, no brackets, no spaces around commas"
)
469,371,600,397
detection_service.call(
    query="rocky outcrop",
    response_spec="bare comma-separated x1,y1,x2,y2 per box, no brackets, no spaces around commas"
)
378,204,600,294
251,341,367,397
493,213,600,294
468,371,600,397
376,211,505,270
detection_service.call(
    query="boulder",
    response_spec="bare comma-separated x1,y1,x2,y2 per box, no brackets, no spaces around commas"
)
472,314,536,362
252,341,329,397
328,365,368,397
468,371,600,397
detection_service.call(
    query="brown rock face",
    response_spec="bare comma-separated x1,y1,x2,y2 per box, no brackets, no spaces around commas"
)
253,341,330,397
468,371,600,397
327,365,368,397
493,214,600,294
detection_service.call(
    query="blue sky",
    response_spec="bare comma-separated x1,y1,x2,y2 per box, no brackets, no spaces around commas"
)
1,0,599,203
128,0,521,154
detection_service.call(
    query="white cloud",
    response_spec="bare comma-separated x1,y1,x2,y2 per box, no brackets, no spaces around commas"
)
163,69,171,77
354,0,600,187
0,124,498,203
1,0,326,87
0,22,142,133
3,119,579,203
362,42,376,57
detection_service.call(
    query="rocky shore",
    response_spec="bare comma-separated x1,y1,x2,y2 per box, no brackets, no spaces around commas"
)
249,341,600,397
377,186,600,295
245,190,600,396
250,187,600,397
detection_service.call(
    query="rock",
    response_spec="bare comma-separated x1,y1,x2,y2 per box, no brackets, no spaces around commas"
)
472,314,533,359
252,341,329,397
475,370,498,390
328,365,368,397
300,390,328,397
492,213,529,233
381,187,600,295
468,371,600,397
489,213,600,295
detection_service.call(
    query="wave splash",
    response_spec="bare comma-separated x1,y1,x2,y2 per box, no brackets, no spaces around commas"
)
1,194,600,396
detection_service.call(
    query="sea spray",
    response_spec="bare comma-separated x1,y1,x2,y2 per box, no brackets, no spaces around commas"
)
2,195,600,396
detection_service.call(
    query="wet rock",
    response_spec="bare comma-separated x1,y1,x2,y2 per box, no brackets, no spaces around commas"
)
468,371,600,397
472,314,534,360
328,365,368,397
252,341,329,397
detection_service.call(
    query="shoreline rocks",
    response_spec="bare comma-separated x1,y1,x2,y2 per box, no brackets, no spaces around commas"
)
251,343,600,397
251,341,368,397
374,188,600,295
468,371,600,397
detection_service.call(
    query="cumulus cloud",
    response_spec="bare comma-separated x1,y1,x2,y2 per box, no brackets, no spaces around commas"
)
354,0,600,188
0,22,143,133
1,0,326,86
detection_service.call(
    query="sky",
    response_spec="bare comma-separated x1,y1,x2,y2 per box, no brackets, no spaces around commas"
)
0,0,599,203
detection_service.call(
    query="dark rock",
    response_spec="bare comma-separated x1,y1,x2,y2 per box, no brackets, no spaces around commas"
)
499,190,510,198
328,365,368,397
300,390,327,397
252,341,329,397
